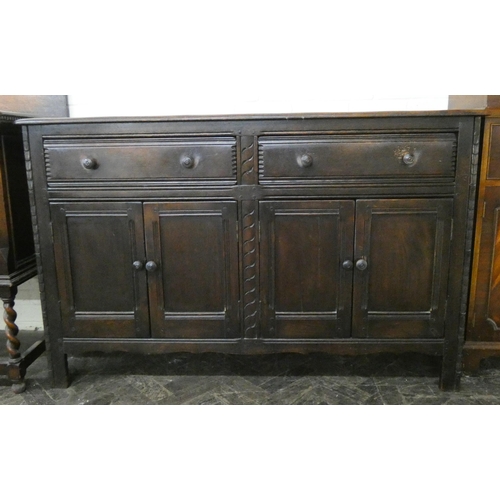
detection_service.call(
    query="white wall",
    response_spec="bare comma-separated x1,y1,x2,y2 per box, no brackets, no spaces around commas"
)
67,94,449,118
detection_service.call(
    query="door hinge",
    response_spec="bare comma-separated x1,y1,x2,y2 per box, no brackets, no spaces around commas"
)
450,220,454,241
483,201,487,219
258,221,261,242
236,221,239,242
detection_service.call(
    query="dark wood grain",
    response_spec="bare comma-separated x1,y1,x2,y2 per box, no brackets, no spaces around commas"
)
144,201,240,339
352,199,452,340
44,136,237,185
50,202,148,339
259,134,457,182
20,112,479,390
259,200,354,339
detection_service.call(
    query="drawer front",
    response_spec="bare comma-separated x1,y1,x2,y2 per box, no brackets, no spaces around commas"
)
44,137,237,185
259,134,457,183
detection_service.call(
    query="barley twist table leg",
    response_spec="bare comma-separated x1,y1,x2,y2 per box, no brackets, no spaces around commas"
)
3,286,26,393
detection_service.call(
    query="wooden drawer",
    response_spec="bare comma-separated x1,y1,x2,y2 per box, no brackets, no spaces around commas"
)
259,133,457,183
43,137,237,185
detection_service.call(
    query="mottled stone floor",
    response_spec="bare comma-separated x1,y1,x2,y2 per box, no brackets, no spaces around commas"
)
2,333,500,404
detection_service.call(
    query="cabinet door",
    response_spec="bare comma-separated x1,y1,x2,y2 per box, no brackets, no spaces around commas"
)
468,187,500,341
352,199,453,339
144,201,240,339
260,200,355,339
51,202,149,338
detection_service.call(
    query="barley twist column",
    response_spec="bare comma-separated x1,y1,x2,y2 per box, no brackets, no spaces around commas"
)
3,286,26,393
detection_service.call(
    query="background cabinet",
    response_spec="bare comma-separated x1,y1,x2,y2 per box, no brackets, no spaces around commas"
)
0,98,68,393
465,114,500,370
0,113,41,393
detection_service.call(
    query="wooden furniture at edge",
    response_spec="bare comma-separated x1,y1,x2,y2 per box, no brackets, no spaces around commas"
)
0,96,68,393
0,112,41,393
463,106,500,371
18,111,481,390
0,96,69,118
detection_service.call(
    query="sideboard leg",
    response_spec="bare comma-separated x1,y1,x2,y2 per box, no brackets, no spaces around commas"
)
51,353,70,388
2,286,26,393
439,348,461,391
46,338,70,388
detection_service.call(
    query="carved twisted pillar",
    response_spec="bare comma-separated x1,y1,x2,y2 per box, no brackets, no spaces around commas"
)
239,136,259,339
3,286,26,393
242,202,258,338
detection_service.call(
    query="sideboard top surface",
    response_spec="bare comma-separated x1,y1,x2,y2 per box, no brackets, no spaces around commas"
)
16,110,484,126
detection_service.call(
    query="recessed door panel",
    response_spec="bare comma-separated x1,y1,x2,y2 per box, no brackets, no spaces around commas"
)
352,199,452,339
144,201,240,339
469,187,500,341
260,200,355,339
486,124,500,180
51,202,149,338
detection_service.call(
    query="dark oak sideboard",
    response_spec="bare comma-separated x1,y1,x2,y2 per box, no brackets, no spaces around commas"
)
0,112,43,393
19,112,481,390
